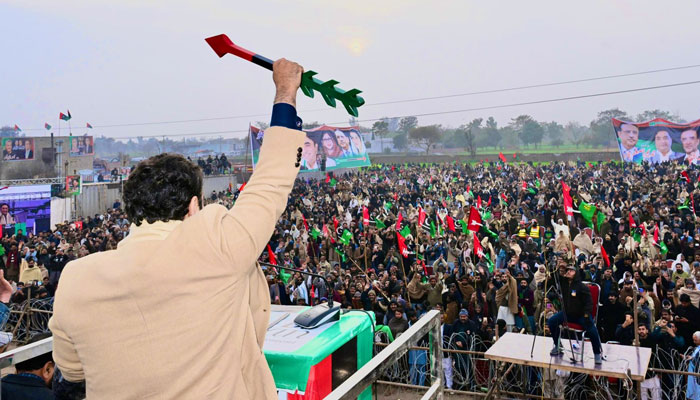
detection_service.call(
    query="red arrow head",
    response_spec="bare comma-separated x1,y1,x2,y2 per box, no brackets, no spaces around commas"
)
204,34,254,61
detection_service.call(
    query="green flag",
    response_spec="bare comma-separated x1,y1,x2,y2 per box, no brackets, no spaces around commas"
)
483,253,494,273
384,201,392,210
458,220,468,234
375,218,386,229
330,178,337,187
578,201,597,228
334,247,347,262
632,230,641,243
660,241,669,255
452,177,458,183
428,184,434,191
596,212,606,232
535,179,541,188
310,227,321,240
279,268,291,285
481,210,493,220
430,221,437,238
679,198,690,211
482,226,499,240
527,187,537,195
340,229,353,245
400,225,411,238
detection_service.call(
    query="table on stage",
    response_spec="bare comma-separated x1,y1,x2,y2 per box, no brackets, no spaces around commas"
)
485,332,652,381
265,305,374,400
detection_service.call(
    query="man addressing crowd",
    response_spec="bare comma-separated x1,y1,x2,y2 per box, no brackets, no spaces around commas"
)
49,59,306,399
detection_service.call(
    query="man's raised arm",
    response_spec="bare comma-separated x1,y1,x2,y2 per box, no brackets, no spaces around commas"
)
221,59,307,267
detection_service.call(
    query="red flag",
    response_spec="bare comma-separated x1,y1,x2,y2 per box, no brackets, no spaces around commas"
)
239,181,247,191
13,124,20,131
522,181,527,191
498,152,507,163
418,207,427,226
86,123,93,129
476,195,482,209
397,232,409,257
628,212,636,229
467,207,483,232
74,221,83,230
600,245,610,267
653,224,659,244
500,193,508,203
561,181,571,193
473,233,485,259
333,216,339,231
563,190,574,217
362,206,370,226
446,215,456,232
267,244,277,265
396,212,403,230
642,223,647,237
325,173,331,183
512,153,517,159
682,170,690,183
394,192,398,201
302,214,309,231
322,224,330,237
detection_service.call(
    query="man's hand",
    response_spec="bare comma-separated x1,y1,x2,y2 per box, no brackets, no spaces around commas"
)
0,271,12,303
273,58,303,108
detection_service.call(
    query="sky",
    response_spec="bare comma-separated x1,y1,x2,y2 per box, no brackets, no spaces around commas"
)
2,0,700,140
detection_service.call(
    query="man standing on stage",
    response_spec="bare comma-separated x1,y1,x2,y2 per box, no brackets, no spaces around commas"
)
49,59,307,399
547,265,603,364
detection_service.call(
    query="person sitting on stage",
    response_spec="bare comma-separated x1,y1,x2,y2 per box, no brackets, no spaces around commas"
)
547,264,603,364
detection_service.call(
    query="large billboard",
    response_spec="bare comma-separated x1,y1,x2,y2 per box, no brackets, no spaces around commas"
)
0,185,52,236
250,125,371,172
1,138,35,161
69,136,94,156
612,118,700,164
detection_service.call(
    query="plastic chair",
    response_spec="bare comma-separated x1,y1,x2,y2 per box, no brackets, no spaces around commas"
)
560,282,600,363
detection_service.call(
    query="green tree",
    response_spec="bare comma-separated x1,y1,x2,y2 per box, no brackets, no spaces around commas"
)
409,125,443,154
589,108,628,147
542,121,565,147
635,109,683,123
520,120,545,148
398,116,418,134
563,121,588,148
302,121,320,130
479,117,501,149
372,120,390,152
393,132,409,151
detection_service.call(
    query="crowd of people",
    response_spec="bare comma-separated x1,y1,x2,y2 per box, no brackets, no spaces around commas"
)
6,158,700,398
192,153,231,176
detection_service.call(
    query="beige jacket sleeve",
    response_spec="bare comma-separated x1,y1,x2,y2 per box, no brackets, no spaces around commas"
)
220,126,305,271
49,310,84,382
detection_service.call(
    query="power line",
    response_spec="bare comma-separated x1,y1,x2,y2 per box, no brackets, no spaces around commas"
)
15,63,700,131
113,79,700,140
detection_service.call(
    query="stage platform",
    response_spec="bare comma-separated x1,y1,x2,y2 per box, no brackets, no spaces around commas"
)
485,332,652,381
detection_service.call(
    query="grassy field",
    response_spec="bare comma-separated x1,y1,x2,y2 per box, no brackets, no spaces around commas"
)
461,145,617,155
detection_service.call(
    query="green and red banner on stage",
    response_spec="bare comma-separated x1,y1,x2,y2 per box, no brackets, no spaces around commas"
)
250,125,371,172
613,117,700,164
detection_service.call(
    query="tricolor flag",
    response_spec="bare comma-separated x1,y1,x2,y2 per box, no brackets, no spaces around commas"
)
13,124,20,132
44,123,51,131
498,152,507,163
60,111,72,121
86,123,93,129
628,212,636,229
397,232,409,257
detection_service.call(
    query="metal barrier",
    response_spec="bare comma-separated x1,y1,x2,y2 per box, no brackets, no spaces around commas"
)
325,309,444,400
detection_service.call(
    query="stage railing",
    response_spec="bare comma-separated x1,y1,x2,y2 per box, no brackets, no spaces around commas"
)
325,309,444,400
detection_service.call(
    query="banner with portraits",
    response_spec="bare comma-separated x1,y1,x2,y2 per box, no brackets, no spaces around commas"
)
1,138,35,161
70,136,94,156
249,125,371,172
612,118,700,164
66,175,82,196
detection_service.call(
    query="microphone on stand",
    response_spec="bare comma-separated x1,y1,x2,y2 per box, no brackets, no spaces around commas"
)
259,262,341,329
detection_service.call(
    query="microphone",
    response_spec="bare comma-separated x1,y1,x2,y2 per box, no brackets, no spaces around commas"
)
259,262,341,329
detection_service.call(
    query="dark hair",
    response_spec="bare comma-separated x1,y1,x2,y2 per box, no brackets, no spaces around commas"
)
123,153,203,226
15,333,53,372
